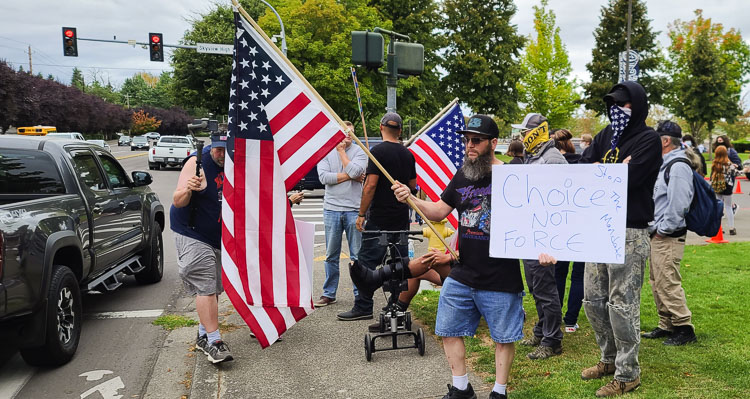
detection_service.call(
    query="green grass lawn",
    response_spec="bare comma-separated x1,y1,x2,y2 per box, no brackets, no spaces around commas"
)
411,242,750,398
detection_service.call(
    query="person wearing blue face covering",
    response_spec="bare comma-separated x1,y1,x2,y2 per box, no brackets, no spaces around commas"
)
579,81,662,397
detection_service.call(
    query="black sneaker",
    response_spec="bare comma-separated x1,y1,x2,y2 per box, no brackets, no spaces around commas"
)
489,392,507,399
641,327,672,339
337,308,373,321
441,383,477,399
206,340,234,364
195,333,209,355
664,325,697,346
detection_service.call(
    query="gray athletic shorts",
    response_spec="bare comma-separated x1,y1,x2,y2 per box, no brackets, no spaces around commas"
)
175,233,223,296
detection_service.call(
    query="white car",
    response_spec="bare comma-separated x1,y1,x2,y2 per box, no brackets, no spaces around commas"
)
148,136,196,170
86,139,111,152
47,132,85,141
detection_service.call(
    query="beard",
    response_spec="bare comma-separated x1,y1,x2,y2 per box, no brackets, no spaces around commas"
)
462,147,493,181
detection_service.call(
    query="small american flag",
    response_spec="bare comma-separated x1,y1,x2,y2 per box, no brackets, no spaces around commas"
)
222,11,345,347
408,103,465,230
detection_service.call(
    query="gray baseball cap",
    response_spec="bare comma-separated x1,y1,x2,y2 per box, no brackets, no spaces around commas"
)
380,112,403,129
511,113,547,130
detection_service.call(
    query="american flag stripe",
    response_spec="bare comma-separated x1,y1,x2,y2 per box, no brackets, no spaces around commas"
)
269,92,311,132
413,138,456,181
277,112,330,163
414,172,460,228
282,131,342,190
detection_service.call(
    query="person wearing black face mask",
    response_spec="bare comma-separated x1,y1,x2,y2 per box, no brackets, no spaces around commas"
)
713,135,742,169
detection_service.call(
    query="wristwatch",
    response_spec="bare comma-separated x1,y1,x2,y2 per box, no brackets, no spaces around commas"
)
358,214,365,218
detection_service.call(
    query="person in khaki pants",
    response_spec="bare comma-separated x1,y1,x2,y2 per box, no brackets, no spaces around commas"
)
643,120,698,346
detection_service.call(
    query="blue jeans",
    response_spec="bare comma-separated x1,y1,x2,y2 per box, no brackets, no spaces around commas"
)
322,210,361,300
353,221,407,313
555,261,585,326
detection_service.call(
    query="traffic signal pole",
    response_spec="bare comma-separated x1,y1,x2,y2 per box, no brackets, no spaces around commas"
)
373,28,410,113
75,36,198,50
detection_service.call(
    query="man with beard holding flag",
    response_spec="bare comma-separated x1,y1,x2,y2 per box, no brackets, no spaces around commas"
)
391,115,556,399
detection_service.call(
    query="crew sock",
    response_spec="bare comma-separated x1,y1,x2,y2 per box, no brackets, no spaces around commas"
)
198,324,207,337
207,329,221,345
452,374,469,391
492,382,507,395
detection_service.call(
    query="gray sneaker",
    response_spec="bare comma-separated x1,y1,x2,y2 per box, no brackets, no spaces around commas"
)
195,333,209,355
520,335,542,346
206,340,234,364
527,344,562,360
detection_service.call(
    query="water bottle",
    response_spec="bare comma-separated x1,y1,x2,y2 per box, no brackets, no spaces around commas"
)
408,240,415,259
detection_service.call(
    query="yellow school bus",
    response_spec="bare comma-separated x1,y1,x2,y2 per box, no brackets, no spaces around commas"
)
17,126,57,136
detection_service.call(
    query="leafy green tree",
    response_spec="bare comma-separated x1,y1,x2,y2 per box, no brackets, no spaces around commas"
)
517,0,579,128
121,73,173,109
664,10,750,139
87,80,120,104
441,0,525,123
583,0,664,114
367,0,448,127
71,67,85,91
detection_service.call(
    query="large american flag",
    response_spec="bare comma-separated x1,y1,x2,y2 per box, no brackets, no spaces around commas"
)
408,103,465,229
221,11,346,348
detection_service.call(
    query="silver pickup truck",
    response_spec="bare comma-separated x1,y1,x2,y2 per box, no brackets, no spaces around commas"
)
148,135,195,170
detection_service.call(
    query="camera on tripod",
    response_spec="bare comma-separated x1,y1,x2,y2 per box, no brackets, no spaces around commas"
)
354,230,426,361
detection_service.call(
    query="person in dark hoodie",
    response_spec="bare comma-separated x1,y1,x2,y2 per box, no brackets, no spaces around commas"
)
513,113,567,361
579,81,662,397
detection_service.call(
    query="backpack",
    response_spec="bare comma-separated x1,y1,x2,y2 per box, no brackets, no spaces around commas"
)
710,168,727,194
664,158,724,237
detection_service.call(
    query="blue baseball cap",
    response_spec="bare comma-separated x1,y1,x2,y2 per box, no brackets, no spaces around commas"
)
211,133,228,148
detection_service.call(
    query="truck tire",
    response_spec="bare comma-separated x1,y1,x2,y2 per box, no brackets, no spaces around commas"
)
135,225,163,284
20,265,82,367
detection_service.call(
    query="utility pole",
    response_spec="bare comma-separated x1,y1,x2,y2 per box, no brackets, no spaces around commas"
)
28,45,32,75
626,0,632,81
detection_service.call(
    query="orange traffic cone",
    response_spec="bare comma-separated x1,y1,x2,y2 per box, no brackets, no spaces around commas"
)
706,224,729,244
734,179,743,194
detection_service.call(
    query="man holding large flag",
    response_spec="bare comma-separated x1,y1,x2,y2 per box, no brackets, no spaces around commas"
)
221,6,346,347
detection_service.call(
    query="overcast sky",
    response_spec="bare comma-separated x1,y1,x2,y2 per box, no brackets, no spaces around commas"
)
1,0,748,102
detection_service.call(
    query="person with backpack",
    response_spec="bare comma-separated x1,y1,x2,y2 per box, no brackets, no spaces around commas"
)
642,120,698,346
711,146,739,235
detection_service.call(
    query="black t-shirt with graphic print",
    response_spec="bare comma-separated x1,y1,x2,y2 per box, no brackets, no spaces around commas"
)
440,168,524,293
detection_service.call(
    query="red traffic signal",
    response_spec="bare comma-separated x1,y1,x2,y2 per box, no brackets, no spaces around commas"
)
62,27,78,57
149,32,163,62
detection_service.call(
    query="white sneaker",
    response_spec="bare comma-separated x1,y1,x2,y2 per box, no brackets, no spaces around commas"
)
565,323,580,333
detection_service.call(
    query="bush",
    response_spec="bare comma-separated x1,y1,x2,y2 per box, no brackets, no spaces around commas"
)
733,140,750,153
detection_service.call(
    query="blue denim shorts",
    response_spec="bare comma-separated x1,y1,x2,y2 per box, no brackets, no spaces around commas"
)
435,277,525,343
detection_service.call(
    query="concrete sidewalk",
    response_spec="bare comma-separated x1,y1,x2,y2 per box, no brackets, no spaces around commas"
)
147,233,490,399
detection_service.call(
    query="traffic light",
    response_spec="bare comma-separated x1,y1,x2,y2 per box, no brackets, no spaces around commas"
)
394,42,424,75
149,33,163,62
62,27,78,57
351,31,384,68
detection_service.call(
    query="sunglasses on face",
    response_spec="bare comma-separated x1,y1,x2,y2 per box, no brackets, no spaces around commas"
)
461,136,489,145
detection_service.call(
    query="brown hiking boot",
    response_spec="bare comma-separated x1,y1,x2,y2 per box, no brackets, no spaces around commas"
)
581,361,616,380
595,377,641,397
527,345,562,360
520,335,541,346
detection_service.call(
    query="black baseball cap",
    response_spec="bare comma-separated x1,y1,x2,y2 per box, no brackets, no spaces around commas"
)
656,120,682,138
380,112,403,129
603,86,631,107
211,132,228,148
457,114,499,138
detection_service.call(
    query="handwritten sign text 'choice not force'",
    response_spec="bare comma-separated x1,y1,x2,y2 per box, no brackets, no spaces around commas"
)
489,164,628,264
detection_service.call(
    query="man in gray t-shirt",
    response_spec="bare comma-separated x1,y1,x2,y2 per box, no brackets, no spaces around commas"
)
313,121,368,307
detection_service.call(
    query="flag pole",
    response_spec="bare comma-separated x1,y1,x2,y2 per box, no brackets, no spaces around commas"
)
232,0,457,259
405,97,460,146
350,67,369,149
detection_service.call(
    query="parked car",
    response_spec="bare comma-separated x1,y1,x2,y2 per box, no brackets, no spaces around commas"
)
148,135,196,170
47,132,85,141
118,135,132,146
144,132,161,141
0,136,165,366
86,139,111,152
131,136,149,151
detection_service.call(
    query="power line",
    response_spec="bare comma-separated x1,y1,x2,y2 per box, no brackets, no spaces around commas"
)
4,60,169,71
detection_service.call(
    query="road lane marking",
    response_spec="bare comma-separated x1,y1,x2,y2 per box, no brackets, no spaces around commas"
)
0,354,35,399
86,309,164,319
115,153,148,160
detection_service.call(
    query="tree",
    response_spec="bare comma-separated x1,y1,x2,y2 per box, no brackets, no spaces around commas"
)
131,110,162,134
121,73,173,109
367,0,449,127
664,10,750,139
71,67,85,91
517,0,579,128
717,110,750,141
0,62,19,132
441,0,525,123
171,1,265,116
583,0,664,114
569,109,609,135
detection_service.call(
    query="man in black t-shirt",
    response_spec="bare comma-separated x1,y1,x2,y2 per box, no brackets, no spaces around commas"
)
337,112,417,321
392,115,555,399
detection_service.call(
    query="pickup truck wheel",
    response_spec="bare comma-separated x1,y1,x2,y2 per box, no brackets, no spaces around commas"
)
20,265,82,367
136,225,164,284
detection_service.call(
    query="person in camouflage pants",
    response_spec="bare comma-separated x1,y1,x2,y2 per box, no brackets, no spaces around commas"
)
579,81,662,397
